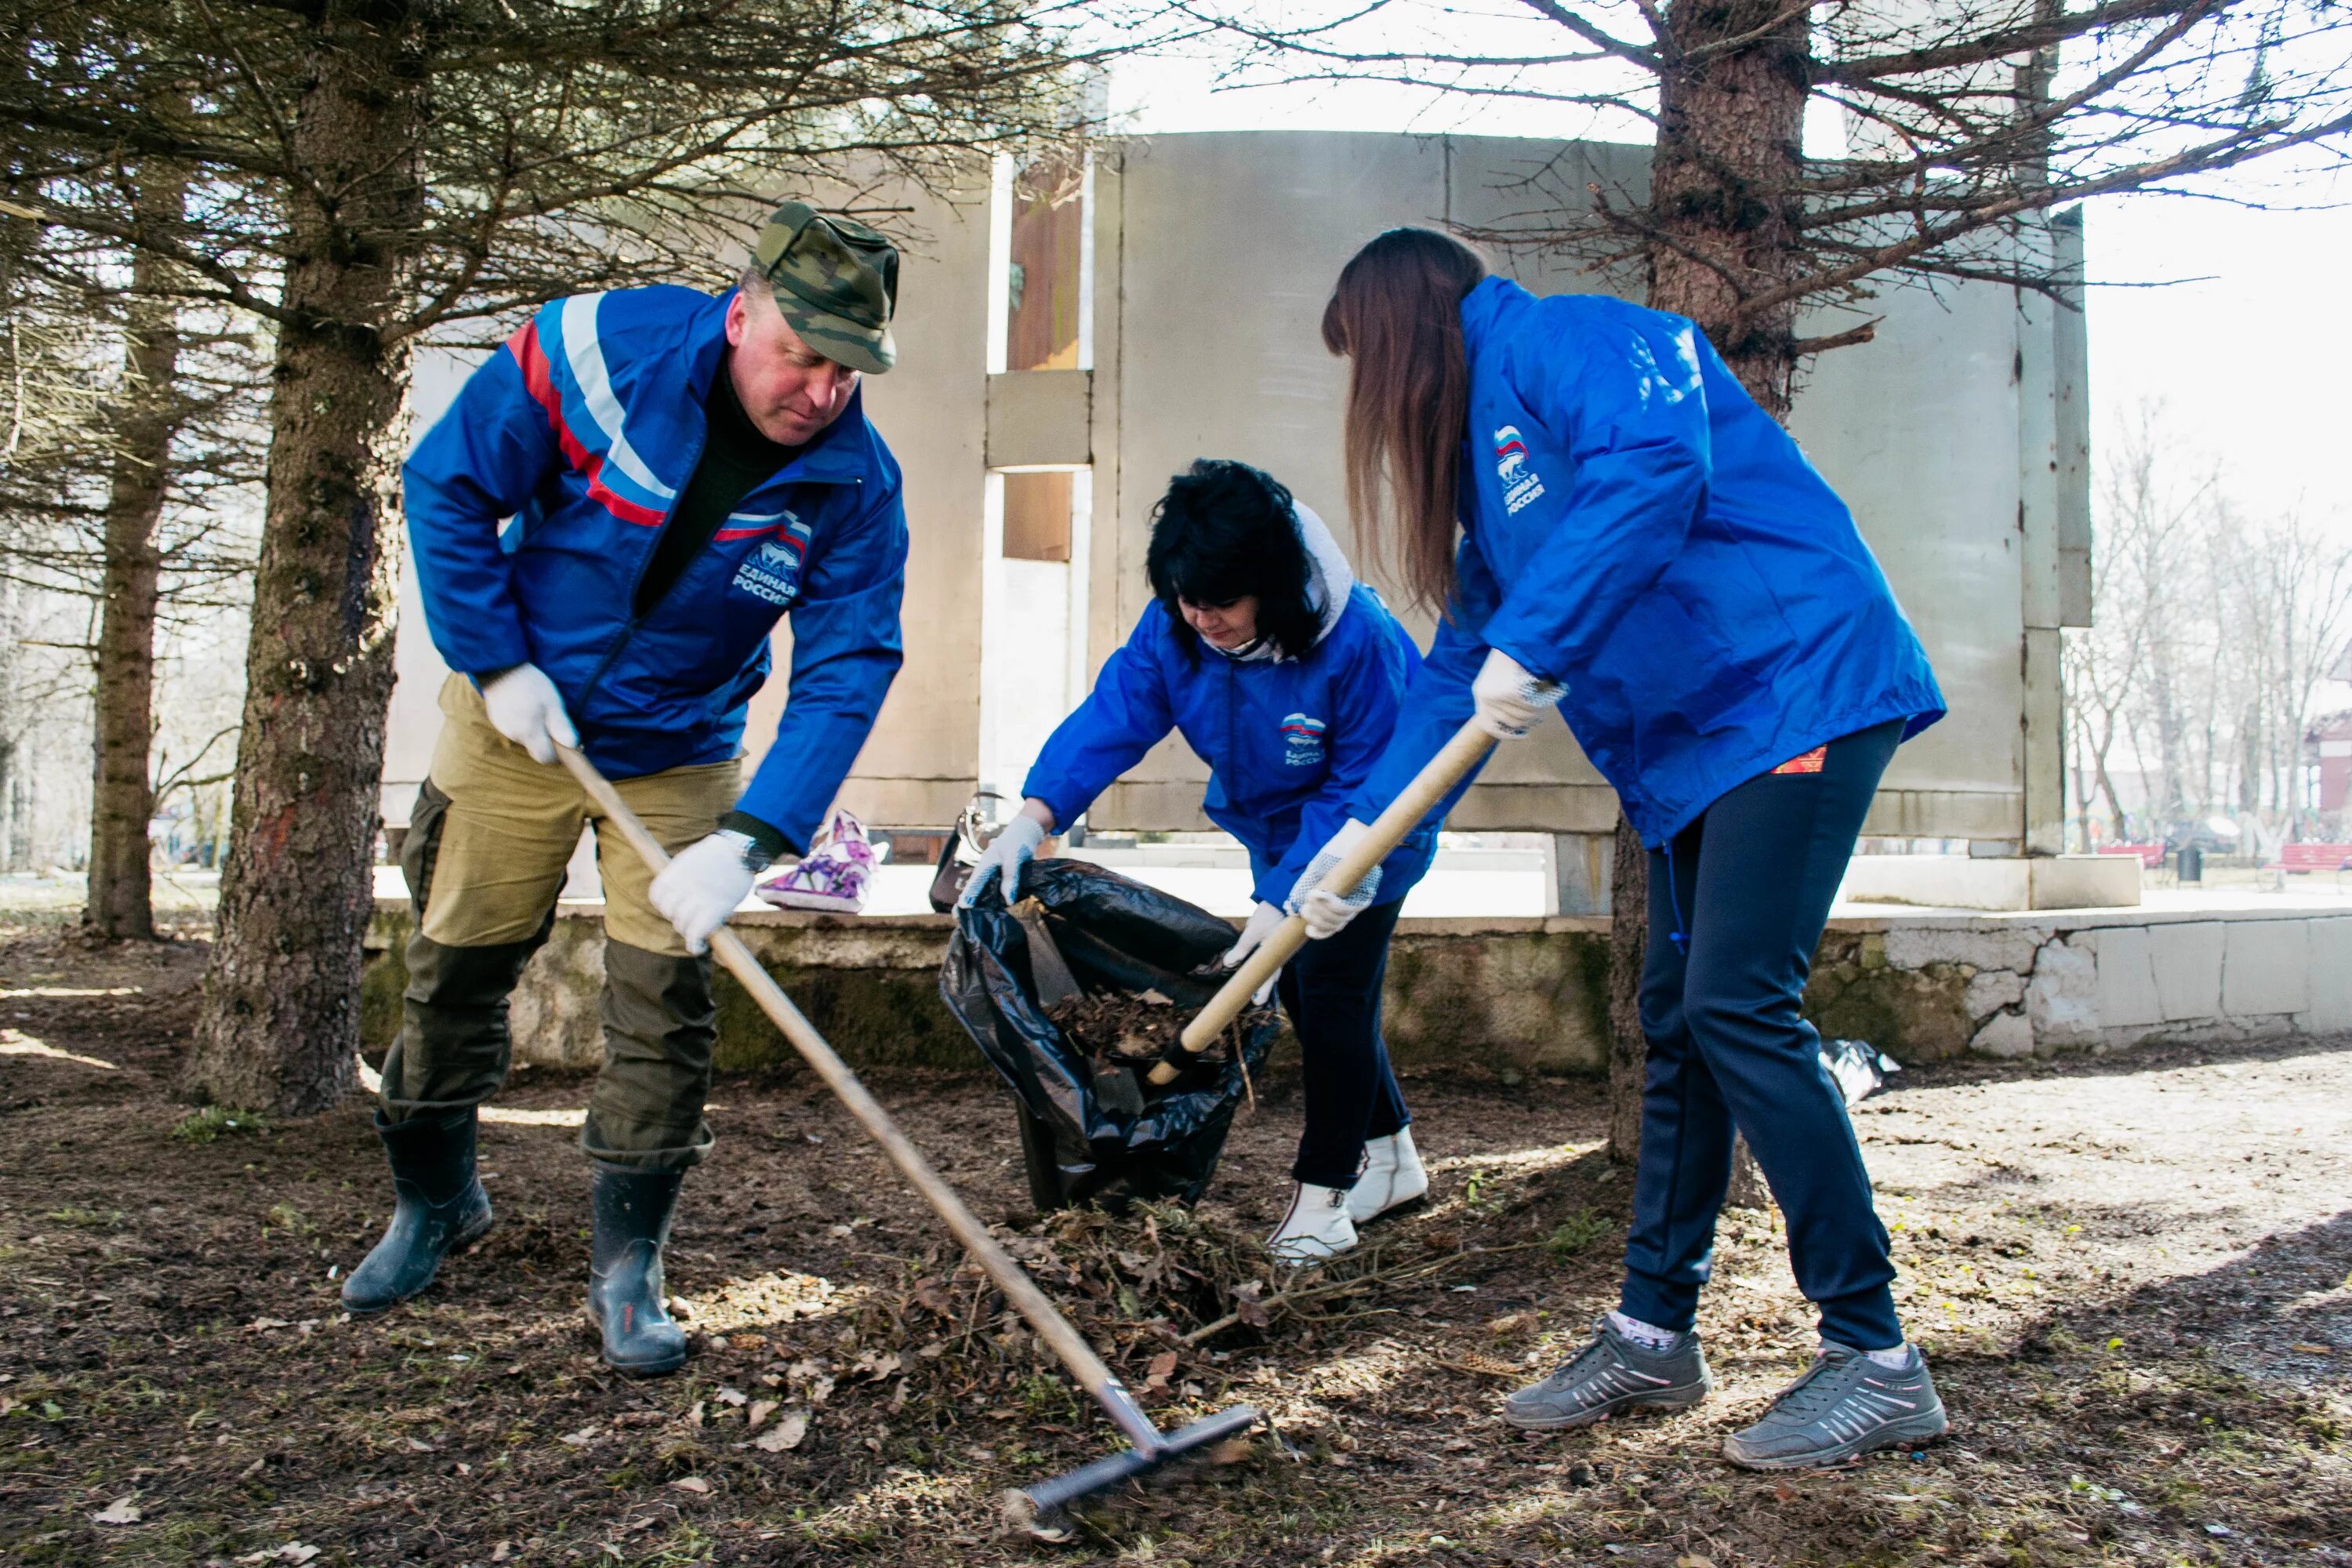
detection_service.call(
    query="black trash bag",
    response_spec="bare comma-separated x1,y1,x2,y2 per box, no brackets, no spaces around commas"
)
941,857,1277,1212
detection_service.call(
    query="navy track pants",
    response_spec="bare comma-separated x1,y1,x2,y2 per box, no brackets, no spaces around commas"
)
1278,896,1410,1189
1618,720,1907,1352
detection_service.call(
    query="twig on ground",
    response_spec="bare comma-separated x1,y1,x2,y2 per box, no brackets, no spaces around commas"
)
1181,1242,1546,1345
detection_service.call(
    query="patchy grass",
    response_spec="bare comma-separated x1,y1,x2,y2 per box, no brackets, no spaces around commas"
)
1,927,2346,1566
1544,1209,1611,1260
170,1104,273,1144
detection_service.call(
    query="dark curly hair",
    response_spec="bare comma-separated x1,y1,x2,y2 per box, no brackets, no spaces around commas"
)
1145,459,1319,664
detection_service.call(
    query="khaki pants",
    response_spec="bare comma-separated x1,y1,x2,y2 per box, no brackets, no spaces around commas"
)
379,674,742,1168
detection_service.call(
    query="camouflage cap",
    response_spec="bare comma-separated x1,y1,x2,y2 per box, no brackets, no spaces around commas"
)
750,201,899,374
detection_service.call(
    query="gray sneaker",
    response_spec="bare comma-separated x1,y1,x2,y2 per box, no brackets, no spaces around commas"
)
1722,1342,1950,1470
1501,1319,1712,1431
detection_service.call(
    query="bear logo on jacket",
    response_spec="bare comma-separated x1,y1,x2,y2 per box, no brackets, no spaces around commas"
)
1280,713,1327,767
730,516,814,605
1494,425,1545,516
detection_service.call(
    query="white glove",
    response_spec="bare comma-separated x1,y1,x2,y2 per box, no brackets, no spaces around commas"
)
1285,819,1382,941
481,662,578,765
959,812,1047,908
1217,901,1287,1005
650,830,761,954
1470,648,1565,741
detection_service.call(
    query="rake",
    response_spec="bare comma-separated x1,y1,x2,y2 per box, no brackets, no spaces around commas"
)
1151,718,1495,1083
555,745,1261,1537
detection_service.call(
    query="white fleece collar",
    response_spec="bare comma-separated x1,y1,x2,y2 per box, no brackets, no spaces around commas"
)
1294,501,1354,648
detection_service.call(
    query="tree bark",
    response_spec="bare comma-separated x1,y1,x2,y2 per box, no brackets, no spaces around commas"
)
1605,1,1810,1209
82,171,188,942
183,5,426,1114
1603,813,1647,1161
1644,0,1812,416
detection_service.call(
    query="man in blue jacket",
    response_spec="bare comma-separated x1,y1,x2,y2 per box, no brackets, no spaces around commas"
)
343,204,909,1376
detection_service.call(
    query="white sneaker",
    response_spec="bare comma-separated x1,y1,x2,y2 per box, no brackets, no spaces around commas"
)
1269,1183,1357,1265
1346,1127,1428,1225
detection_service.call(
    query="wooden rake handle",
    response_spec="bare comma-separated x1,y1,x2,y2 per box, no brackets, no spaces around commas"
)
554,746,1161,1454
1152,719,1495,1083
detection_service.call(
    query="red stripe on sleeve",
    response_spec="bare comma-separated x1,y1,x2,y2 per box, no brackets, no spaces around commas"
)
510,318,659,527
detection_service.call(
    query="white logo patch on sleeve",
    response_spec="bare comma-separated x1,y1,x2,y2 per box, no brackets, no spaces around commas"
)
1494,425,1547,516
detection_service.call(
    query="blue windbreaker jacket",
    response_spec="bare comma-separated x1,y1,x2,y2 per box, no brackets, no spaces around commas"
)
405,285,908,853
1356,277,1944,848
1025,547,1460,909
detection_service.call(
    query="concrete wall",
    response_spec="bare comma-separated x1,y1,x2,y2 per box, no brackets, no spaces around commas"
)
1084,132,2082,843
749,174,996,832
383,348,486,826
379,131,2087,848
361,902,2349,1080
1087,134,1639,837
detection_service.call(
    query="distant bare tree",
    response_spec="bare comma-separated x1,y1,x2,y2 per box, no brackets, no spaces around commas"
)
2070,403,2352,846
2220,510,2352,826
2063,551,2139,846
2095,408,2216,831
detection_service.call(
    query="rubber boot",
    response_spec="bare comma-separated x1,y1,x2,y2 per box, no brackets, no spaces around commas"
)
586,1162,688,1376
343,1109,494,1313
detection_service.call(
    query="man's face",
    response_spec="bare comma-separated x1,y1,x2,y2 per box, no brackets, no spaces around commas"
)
726,286,859,446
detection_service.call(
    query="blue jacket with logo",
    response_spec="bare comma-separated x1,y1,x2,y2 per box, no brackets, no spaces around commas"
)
1356,277,1944,848
405,285,907,852
1025,575,1458,910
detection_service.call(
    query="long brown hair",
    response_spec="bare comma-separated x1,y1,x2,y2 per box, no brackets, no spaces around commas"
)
1320,227,1488,615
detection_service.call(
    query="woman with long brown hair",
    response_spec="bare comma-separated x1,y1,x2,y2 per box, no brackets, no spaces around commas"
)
1306,227,1949,1470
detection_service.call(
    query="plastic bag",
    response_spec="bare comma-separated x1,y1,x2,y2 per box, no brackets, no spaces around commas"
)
941,857,1277,1211
1820,1038,1900,1107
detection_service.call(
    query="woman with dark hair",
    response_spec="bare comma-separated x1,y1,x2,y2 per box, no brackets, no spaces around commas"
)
1306,228,1951,1469
961,459,1465,1262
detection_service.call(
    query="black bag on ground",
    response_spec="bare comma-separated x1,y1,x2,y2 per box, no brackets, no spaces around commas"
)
941,858,1276,1212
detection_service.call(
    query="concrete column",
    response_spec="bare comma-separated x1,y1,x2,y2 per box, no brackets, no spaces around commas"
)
2022,626,2069,855
1545,832,1613,916
2052,209,2092,630
2015,226,2071,858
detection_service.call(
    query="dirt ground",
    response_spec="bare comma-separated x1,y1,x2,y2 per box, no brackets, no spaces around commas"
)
2,927,2347,1568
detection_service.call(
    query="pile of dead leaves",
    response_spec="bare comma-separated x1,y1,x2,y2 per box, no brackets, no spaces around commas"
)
878,1201,1500,1386
1041,990,1275,1072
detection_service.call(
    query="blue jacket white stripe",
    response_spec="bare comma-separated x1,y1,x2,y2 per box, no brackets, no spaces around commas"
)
404,284,907,852
1025,507,1468,909
1356,277,1944,847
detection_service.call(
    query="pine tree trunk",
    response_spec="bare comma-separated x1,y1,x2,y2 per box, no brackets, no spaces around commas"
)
1603,813,1647,1160
183,6,426,1115
1606,0,1809,1212
0,579,18,873
83,175,187,942
1643,0,1810,418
